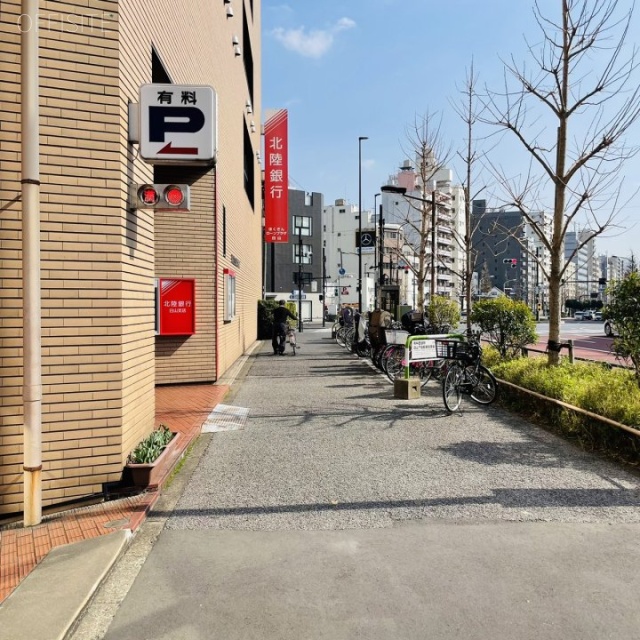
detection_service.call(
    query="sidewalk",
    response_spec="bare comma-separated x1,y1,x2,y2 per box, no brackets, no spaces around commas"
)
0,382,229,605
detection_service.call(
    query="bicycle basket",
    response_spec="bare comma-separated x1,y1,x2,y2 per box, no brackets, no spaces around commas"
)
435,339,470,359
385,329,410,345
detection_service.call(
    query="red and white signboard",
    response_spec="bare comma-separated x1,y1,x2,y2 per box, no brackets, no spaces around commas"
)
264,109,289,243
158,278,196,336
140,84,217,165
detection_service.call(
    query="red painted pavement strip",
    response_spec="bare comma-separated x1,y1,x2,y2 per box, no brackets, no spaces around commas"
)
0,383,230,604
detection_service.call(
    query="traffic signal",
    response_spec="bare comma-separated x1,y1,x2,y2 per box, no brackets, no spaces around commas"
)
131,184,191,211
502,258,518,267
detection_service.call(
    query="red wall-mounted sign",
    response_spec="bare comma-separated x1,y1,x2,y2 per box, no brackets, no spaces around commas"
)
264,109,289,243
158,278,196,335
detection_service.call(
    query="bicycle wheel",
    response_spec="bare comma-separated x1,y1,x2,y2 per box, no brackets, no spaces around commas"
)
380,345,397,374
385,347,405,383
336,326,347,348
413,362,434,388
467,365,497,404
442,363,463,412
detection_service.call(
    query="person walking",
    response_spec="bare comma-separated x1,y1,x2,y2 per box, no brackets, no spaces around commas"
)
272,300,297,355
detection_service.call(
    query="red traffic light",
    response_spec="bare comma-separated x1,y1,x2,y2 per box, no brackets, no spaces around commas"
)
164,185,185,206
133,183,191,211
139,185,160,206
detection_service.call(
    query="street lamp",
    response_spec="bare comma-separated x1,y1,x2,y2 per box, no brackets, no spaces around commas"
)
297,226,303,332
358,136,368,311
373,192,380,306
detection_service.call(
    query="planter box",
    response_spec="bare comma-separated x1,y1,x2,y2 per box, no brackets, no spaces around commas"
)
126,432,182,489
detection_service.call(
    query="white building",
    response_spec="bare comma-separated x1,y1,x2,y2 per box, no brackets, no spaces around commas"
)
322,199,377,311
383,161,466,307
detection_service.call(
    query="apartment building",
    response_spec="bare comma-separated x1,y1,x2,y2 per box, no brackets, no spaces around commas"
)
0,0,262,516
385,161,466,307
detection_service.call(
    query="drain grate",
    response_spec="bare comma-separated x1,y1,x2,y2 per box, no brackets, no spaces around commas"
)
201,404,250,432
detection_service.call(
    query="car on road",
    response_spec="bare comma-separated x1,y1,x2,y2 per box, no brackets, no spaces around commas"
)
594,311,602,321
604,319,617,337
573,311,585,320
582,310,595,320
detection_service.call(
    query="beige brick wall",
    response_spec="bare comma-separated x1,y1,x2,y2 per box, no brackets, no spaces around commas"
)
0,0,262,515
154,168,217,384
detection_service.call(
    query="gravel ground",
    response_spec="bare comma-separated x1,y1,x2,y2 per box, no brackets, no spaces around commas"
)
167,327,640,531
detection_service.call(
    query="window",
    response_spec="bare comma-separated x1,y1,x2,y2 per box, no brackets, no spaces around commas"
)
152,47,172,83
242,9,254,105
293,244,313,265
224,270,236,322
222,206,227,257
243,121,254,207
293,216,312,236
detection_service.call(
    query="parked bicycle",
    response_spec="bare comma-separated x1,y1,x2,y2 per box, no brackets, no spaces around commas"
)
436,337,497,412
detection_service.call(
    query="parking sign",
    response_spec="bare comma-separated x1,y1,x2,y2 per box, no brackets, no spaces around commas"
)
140,84,217,165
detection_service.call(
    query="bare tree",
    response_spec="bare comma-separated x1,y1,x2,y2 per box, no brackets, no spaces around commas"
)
450,60,489,334
388,112,451,310
482,0,640,364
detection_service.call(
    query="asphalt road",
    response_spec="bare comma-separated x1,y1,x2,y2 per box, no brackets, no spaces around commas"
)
527,320,619,364
75,327,640,639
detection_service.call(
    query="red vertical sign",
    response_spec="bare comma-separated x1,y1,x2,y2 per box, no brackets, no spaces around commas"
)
158,278,196,335
264,109,289,243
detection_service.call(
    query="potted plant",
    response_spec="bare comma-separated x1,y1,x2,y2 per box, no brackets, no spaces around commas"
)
125,424,180,489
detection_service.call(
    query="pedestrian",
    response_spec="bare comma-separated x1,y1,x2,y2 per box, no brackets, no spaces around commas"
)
272,300,297,355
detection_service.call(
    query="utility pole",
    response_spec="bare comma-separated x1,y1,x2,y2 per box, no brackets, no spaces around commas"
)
378,203,384,308
430,190,436,301
357,136,368,311
536,246,540,321
297,227,303,332
322,247,326,328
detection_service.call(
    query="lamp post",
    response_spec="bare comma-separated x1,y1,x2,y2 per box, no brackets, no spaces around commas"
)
297,226,303,332
373,192,380,307
322,247,326,327
358,136,368,311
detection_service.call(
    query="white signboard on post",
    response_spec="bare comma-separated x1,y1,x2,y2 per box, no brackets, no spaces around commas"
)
410,339,437,360
139,84,217,165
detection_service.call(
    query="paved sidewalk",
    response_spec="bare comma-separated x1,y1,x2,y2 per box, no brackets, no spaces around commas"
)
0,382,229,605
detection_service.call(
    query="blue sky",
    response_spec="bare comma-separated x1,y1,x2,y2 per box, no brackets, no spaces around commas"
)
261,0,640,258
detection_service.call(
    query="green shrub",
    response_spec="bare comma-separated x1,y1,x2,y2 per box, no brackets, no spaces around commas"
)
471,297,537,359
604,271,640,385
492,356,640,463
127,425,174,464
257,299,279,339
426,295,460,331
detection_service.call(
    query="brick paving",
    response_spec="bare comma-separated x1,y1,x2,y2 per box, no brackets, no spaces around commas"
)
0,382,229,604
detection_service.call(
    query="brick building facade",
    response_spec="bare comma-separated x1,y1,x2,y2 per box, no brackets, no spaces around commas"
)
0,0,262,516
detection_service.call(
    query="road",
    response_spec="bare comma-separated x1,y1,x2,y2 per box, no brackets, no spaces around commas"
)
528,319,619,364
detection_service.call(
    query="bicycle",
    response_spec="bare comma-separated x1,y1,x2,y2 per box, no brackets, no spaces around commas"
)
287,325,297,355
437,337,498,413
